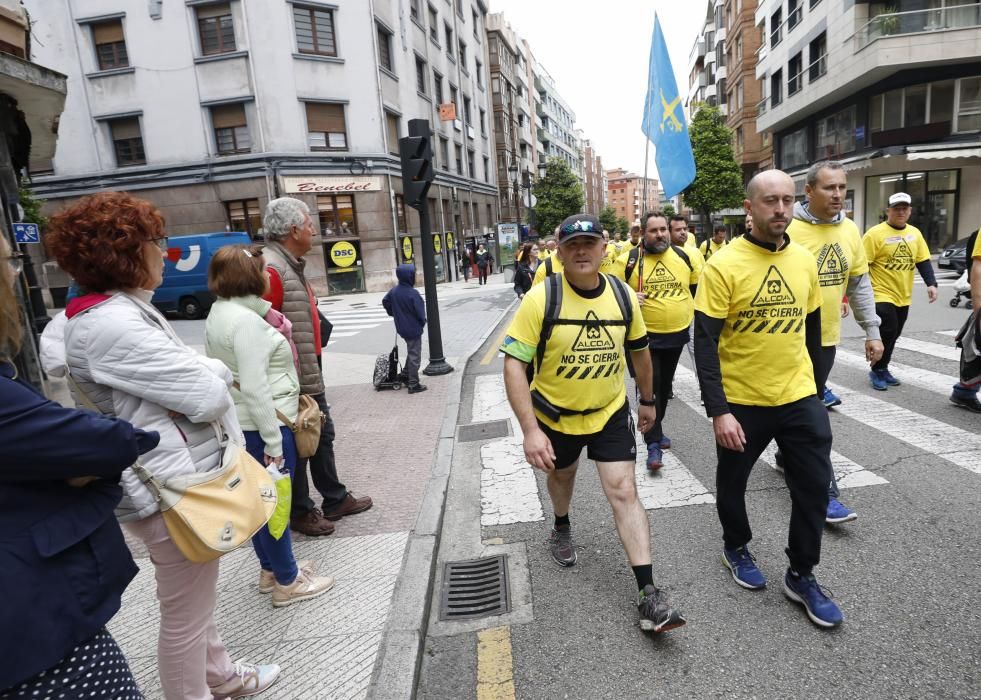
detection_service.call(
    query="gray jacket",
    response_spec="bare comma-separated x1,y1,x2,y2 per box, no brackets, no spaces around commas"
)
263,242,325,395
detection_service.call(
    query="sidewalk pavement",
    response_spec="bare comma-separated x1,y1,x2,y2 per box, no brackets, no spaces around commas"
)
91,274,518,699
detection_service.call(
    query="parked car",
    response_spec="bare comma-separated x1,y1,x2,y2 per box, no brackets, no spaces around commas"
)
153,231,251,319
938,234,972,274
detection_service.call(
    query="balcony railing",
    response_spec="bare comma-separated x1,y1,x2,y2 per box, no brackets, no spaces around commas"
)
757,97,768,116
855,3,981,50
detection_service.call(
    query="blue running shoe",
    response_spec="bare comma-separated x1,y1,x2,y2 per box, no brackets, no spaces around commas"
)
646,443,663,472
822,387,842,408
722,546,766,590
659,435,671,450
826,498,857,524
783,570,843,628
869,370,888,391
879,369,901,386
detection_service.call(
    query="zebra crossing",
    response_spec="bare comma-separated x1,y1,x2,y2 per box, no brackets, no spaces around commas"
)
476,329,975,526
322,306,391,344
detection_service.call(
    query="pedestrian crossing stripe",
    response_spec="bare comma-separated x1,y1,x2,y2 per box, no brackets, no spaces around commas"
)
894,336,960,362
835,349,953,395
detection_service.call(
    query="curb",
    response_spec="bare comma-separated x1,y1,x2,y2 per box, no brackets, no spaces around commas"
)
368,295,519,700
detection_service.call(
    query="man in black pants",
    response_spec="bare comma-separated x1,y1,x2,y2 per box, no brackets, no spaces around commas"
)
615,211,701,471
694,170,843,628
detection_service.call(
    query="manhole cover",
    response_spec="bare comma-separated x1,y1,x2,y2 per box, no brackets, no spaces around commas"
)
457,419,510,442
439,555,511,621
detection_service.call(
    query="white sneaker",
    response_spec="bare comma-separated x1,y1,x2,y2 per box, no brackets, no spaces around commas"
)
210,659,281,698
271,570,335,608
257,559,316,594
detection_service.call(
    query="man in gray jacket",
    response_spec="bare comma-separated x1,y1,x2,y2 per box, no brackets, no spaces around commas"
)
262,197,373,537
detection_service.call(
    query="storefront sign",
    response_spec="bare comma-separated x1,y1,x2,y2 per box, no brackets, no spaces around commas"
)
445,232,455,250
328,240,358,268
432,233,443,254
401,236,414,263
283,176,382,194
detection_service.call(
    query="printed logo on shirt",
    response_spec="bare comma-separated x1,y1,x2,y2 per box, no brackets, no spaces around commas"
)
643,261,685,299
816,243,848,287
551,310,623,379
735,265,804,334
571,310,617,351
886,240,916,271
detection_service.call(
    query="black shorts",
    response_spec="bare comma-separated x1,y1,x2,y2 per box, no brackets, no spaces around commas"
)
538,401,637,469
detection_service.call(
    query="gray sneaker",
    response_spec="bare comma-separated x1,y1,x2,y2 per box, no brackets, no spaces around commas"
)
638,585,687,633
548,525,577,567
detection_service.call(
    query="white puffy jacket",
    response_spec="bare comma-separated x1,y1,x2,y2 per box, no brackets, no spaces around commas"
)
63,291,242,522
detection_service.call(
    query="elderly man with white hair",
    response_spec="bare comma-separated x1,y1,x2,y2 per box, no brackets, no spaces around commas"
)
261,197,373,537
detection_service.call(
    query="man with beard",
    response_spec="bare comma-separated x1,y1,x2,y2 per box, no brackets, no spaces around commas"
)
615,211,701,471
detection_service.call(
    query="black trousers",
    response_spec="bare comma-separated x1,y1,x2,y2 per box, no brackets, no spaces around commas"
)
872,302,909,371
291,390,348,516
716,397,832,576
478,265,489,284
642,344,684,444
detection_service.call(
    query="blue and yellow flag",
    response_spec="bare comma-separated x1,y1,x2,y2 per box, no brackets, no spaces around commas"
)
641,15,696,199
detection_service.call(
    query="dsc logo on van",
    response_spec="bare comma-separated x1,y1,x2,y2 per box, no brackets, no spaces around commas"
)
330,241,357,268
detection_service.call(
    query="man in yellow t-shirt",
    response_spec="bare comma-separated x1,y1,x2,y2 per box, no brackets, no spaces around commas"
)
614,211,702,471
628,224,642,249
785,160,884,524
532,249,563,286
694,169,842,629
950,228,981,411
502,213,686,634
599,230,619,274
863,192,937,391
669,216,698,250
699,226,729,261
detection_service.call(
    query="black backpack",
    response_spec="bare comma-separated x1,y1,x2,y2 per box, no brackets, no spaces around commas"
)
622,244,692,286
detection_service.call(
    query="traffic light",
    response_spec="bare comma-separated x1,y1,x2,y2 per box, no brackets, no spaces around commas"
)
399,121,434,210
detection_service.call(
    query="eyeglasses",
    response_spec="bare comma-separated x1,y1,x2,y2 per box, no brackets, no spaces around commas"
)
560,219,596,234
150,236,169,251
3,253,24,276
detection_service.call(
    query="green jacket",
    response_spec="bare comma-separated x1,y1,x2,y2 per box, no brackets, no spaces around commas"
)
205,295,299,457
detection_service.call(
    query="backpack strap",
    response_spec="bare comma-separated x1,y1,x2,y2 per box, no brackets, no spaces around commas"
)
536,271,564,372
545,256,554,277
624,246,642,284
606,274,634,329
671,244,693,271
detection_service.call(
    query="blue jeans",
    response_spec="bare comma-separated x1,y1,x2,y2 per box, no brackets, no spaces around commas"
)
244,427,299,585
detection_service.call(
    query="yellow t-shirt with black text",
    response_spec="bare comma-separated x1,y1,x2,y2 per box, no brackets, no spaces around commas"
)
533,254,564,286
503,274,647,434
699,238,728,260
788,217,868,346
863,222,931,306
599,245,619,274
685,232,697,249
615,246,702,334
694,236,822,407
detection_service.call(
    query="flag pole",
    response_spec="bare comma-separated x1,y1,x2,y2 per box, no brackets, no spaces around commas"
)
642,138,650,219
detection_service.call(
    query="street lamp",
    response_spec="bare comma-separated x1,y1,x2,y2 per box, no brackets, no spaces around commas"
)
508,161,520,226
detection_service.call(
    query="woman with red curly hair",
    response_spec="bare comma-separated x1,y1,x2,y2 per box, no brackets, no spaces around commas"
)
46,192,281,700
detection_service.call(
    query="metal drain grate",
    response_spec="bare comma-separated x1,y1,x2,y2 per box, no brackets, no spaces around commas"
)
457,419,510,443
439,555,511,621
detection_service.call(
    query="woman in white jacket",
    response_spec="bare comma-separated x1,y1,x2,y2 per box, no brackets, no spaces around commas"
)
204,245,334,606
46,192,280,700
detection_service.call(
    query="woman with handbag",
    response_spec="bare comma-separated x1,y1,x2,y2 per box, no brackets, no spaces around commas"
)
205,245,335,606
0,234,160,699
46,192,281,700
513,242,539,299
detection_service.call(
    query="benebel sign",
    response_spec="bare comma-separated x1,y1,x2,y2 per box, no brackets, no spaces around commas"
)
282,176,383,194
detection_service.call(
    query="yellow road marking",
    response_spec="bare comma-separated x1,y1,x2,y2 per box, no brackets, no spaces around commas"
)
480,325,511,366
476,626,515,700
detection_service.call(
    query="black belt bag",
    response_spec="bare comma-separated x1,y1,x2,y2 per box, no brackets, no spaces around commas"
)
530,389,601,423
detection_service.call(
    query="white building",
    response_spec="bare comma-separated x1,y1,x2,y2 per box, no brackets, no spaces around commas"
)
26,0,498,293
755,0,981,248
535,64,581,178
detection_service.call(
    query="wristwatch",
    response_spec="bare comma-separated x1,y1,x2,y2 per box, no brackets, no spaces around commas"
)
638,398,656,407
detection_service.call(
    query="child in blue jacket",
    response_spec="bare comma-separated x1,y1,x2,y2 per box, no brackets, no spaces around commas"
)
382,264,428,393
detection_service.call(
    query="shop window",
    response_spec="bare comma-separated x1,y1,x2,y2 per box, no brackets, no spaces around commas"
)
293,4,337,57
395,194,408,232
386,112,401,155
317,195,357,237
93,19,128,70
864,170,958,247
211,103,251,154
109,117,145,166
305,102,347,150
197,3,235,55
227,199,262,238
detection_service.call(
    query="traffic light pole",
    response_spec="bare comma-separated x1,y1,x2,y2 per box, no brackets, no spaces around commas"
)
400,118,452,377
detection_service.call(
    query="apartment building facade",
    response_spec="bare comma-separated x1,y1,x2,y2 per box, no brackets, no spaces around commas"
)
536,66,582,179
606,168,660,227
755,0,981,248
582,137,606,215
689,0,728,118
26,0,498,294
724,0,772,181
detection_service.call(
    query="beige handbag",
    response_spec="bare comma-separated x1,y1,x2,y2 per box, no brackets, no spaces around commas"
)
68,373,277,563
232,382,324,459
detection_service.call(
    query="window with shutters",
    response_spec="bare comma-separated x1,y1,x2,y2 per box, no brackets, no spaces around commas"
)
92,20,128,70
197,4,235,55
226,199,262,238
377,24,393,72
386,112,400,155
211,103,250,154
109,117,145,166
318,195,357,237
305,102,347,150
293,5,337,57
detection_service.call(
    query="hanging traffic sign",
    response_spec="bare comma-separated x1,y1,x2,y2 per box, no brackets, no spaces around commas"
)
13,222,40,243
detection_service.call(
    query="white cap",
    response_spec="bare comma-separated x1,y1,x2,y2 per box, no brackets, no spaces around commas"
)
888,192,911,207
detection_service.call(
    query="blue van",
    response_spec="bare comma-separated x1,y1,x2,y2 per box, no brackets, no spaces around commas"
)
153,231,252,319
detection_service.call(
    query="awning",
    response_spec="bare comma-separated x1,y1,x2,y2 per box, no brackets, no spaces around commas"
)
907,147,981,160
